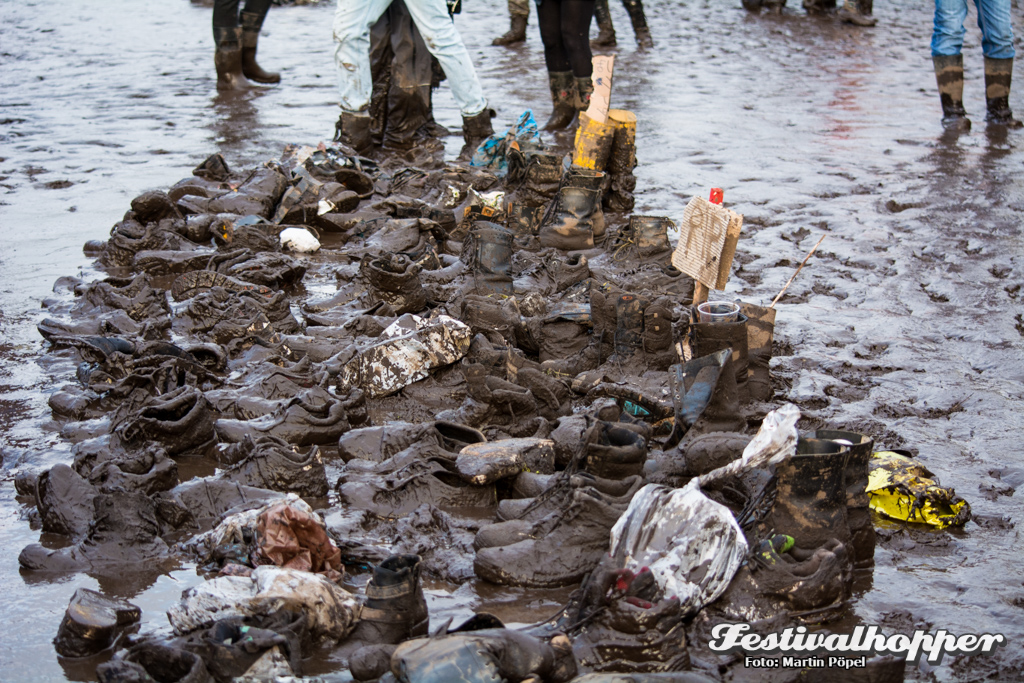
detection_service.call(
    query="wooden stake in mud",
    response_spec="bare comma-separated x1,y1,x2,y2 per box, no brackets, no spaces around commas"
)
770,234,826,308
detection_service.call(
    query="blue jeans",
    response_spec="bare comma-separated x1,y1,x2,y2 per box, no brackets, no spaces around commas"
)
932,0,1015,59
334,0,487,116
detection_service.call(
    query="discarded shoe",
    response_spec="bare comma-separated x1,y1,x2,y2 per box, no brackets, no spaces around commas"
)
867,450,971,528
55,588,141,658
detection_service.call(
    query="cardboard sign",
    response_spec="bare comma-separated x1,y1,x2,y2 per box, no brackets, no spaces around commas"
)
585,55,615,123
671,196,743,290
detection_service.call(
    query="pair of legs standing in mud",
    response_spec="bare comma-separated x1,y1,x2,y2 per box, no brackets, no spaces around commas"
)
494,0,653,49
211,0,279,91
538,0,597,131
331,0,492,153
931,0,1021,130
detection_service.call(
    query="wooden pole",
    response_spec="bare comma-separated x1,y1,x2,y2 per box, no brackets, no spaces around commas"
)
770,234,826,308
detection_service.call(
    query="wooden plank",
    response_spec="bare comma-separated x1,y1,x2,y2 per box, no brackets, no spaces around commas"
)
585,55,615,123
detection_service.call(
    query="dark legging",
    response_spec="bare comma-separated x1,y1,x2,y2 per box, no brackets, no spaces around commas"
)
537,0,596,77
213,0,272,39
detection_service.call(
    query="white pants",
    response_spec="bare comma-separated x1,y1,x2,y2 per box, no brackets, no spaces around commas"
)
333,0,488,116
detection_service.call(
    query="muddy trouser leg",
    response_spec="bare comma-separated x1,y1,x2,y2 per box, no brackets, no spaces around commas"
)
369,7,394,144
402,0,488,116
239,0,273,31
620,0,652,47
334,0,394,113
385,0,435,146
510,0,531,19
594,0,613,31
213,0,242,43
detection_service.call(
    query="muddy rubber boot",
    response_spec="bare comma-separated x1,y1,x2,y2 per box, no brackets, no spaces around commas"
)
741,302,776,402
692,313,750,404
361,252,427,314
933,55,971,132
538,186,600,250
214,27,251,91
240,11,280,83
593,0,617,46
813,429,876,569
98,642,210,683
857,0,873,20
493,13,528,46
766,438,851,551
984,57,1024,128
575,76,595,115
623,0,654,49
564,168,606,242
350,554,429,644
612,215,673,263
543,72,577,131
583,420,648,479
668,349,746,445
465,221,515,294
334,110,374,155
837,0,876,26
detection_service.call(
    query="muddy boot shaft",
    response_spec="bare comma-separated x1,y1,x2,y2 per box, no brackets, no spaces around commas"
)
351,554,429,644
623,0,654,49
583,420,648,479
575,76,595,114
214,27,251,92
493,11,528,46
462,107,496,152
593,0,617,46
692,313,750,404
668,350,745,445
613,293,645,358
334,111,374,155
465,221,515,294
933,55,971,131
767,438,851,552
55,588,142,658
984,57,1024,128
544,71,577,131
613,215,672,263
812,429,876,568
361,253,427,315
240,10,280,83
740,302,776,402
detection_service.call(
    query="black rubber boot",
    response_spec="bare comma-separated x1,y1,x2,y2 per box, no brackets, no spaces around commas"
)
240,11,280,83
668,349,746,446
493,13,528,46
692,313,750,404
593,0,617,46
565,168,606,242
765,438,851,551
334,110,374,154
544,71,577,131
741,302,776,402
583,420,648,479
812,429,876,569
933,55,971,132
613,292,645,358
214,27,251,91
984,57,1024,128
623,0,654,49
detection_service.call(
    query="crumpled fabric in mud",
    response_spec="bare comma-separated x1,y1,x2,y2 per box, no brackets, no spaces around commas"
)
167,565,360,642
339,313,472,398
181,496,343,580
867,450,971,528
255,500,344,581
470,110,543,176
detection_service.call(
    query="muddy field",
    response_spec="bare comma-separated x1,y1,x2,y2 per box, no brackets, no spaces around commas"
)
1,0,1023,681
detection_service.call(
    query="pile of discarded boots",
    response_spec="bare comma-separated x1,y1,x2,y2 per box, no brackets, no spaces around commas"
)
19,138,941,682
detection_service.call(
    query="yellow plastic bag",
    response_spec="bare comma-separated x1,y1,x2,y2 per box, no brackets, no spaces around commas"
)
866,451,971,528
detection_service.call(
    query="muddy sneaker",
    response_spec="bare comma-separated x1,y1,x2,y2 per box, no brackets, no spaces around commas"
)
81,443,179,496
583,420,648,479
170,270,275,302
679,431,752,476
215,392,359,447
339,459,496,518
55,588,142,658
177,617,296,681
812,429,875,568
837,0,876,26
219,435,329,498
497,472,643,522
35,463,98,540
115,385,215,456
474,487,632,587
97,641,210,683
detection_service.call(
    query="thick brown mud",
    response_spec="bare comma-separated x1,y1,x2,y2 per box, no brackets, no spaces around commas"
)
1,1,1023,681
